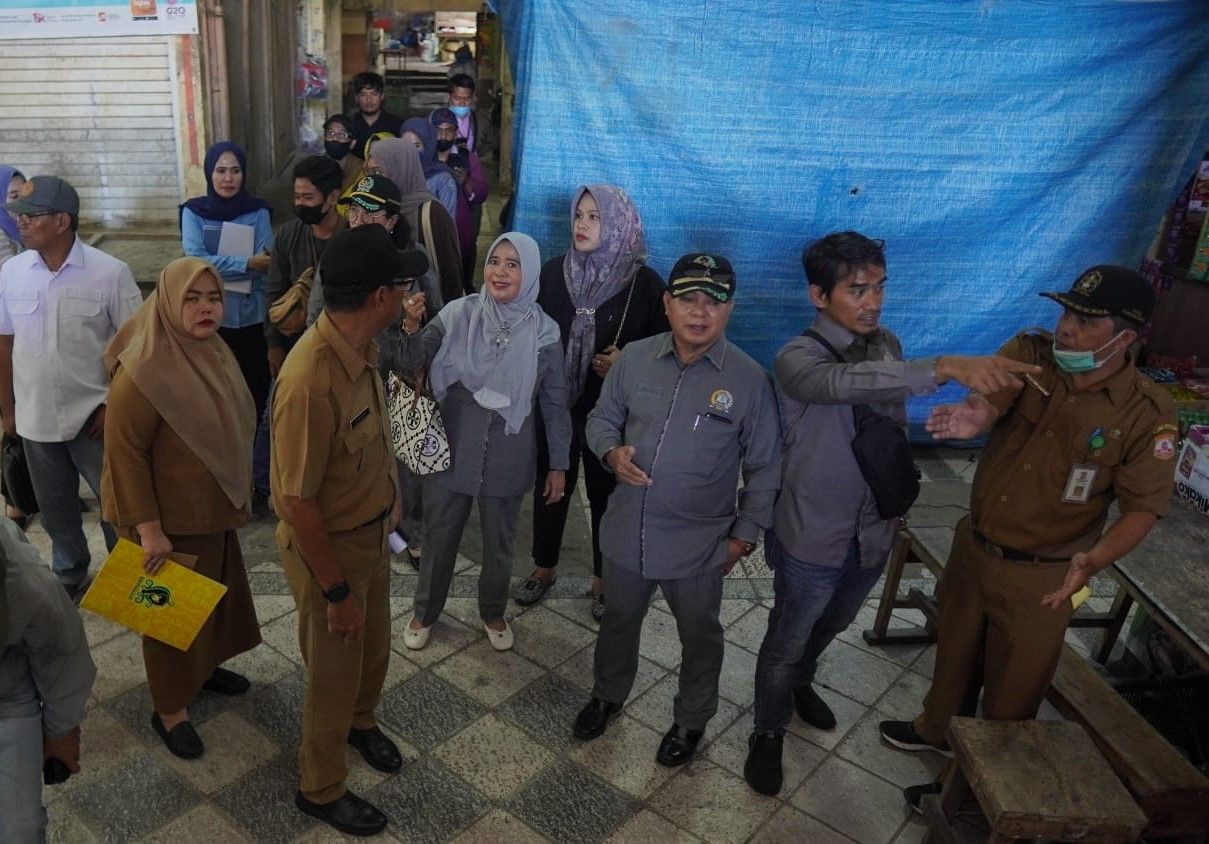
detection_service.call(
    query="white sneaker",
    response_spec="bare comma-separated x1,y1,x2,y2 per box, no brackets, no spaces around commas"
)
484,620,514,651
403,620,431,650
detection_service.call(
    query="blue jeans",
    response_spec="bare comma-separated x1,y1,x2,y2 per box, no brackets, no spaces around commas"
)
752,531,884,733
0,712,47,841
23,435,116,587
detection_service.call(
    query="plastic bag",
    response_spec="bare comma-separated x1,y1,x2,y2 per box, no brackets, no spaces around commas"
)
296,54,328,99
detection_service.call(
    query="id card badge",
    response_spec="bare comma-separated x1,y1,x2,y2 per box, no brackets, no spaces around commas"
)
1061,464,1097,504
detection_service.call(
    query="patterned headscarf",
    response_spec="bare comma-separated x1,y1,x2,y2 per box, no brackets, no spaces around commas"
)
562,185,646,400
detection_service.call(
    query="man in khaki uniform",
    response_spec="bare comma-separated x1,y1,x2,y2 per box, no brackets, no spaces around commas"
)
878,266,1177,810
272,224,417,836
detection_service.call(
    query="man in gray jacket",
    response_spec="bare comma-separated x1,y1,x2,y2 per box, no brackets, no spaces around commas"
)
0,516,97,840
572,253,782,767
743,231,1036,795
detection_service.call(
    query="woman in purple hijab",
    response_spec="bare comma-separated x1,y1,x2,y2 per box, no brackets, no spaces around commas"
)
514,185,669,620
400,117,458,222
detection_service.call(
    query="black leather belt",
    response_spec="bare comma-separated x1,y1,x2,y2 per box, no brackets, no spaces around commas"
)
972,530,1067,563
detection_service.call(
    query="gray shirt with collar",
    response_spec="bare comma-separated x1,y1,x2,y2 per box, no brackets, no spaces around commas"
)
773,314,939,569
586,333,782,580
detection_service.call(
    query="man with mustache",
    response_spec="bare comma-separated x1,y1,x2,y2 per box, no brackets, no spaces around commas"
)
744,231,1038,795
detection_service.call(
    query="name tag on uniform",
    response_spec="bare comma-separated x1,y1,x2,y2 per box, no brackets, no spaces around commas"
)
1062,464,1097,504
350,407,370,428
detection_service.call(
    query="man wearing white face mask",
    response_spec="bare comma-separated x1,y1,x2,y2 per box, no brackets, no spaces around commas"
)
879,265,1177,813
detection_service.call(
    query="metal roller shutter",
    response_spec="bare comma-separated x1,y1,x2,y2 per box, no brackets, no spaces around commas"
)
0,36,183,227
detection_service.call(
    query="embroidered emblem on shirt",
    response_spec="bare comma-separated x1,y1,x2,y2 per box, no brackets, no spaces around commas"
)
709,388,734,413
1074,270,1103,296
1087,427,1106,450
1153,430,1176,461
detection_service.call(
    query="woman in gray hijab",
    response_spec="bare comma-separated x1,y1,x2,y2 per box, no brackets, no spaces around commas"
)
365,138,464,303
397,232,571,652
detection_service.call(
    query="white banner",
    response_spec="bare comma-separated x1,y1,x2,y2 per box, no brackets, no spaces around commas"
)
0,1,198,39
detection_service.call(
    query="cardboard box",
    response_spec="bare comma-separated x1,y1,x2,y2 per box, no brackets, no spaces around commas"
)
1174,428,1209,516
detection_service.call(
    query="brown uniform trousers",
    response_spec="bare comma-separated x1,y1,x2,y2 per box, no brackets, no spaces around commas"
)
279,519,390,802
912,332,1174,747
913,516,1073,745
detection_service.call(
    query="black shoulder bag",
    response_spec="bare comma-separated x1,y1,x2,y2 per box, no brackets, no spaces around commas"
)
804,330,920,519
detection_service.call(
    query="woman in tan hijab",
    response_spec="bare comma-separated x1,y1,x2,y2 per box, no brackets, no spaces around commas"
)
101,257,261,759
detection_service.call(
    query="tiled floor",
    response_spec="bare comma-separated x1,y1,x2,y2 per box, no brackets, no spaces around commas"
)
30,448,1122,842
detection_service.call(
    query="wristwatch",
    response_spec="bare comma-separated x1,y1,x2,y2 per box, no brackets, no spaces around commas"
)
323,580,351,603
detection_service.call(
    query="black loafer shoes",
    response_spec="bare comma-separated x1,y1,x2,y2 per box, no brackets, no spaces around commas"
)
347,726,403,773
656,723,704,767
202,667,251,696
295,790,387,837
151,713,204,759
572,697,622,740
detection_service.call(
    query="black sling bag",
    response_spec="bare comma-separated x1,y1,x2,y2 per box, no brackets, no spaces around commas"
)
804,330,920,519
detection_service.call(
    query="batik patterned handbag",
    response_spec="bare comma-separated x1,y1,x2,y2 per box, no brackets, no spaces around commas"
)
386,370,450,475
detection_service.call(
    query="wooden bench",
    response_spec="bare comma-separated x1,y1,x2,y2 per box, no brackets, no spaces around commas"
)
869,526,1209,839
923,717,1147,843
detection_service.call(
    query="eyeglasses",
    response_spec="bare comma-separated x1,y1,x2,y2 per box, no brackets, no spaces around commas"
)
16,211,57,225
387,278,418,291
348,205,390,222
323,131,351,142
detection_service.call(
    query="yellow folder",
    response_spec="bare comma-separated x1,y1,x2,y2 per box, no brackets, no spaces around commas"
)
80,538,227,651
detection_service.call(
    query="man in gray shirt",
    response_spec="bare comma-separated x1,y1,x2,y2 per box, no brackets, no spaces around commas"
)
743,231,1036,795
573,253,781,767
1,517,97,840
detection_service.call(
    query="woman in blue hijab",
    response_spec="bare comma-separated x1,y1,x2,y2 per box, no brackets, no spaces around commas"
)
179,141,273,498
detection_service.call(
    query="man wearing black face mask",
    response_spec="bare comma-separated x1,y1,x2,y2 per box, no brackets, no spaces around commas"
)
264,156,346,375
322,114,363,194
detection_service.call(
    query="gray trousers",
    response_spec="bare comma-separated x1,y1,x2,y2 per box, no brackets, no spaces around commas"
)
0,712,46,842
397,458,424,550
414,481,522,626
23,434,117,587
593,558,725,731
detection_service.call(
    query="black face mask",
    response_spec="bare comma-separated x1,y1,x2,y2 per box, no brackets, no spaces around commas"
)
294,203,326,225
324,140,352,160
435,138,456,152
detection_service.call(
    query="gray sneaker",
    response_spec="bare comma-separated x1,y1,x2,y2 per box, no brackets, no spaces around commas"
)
514,573,556,606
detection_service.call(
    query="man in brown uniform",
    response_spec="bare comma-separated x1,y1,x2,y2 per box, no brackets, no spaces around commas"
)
878,266,1177,810
272,224,418,836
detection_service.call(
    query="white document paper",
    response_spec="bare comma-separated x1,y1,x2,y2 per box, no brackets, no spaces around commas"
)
217,222,255,258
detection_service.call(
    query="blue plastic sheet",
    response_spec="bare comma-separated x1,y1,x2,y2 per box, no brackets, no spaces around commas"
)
503,2,1209,428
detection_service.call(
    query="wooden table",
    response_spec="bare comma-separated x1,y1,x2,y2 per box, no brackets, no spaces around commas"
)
1093,500,1209,669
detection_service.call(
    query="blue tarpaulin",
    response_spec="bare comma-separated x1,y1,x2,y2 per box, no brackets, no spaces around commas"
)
502,2,1209,427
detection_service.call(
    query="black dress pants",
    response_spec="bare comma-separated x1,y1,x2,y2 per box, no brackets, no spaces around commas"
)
531,406,614,578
